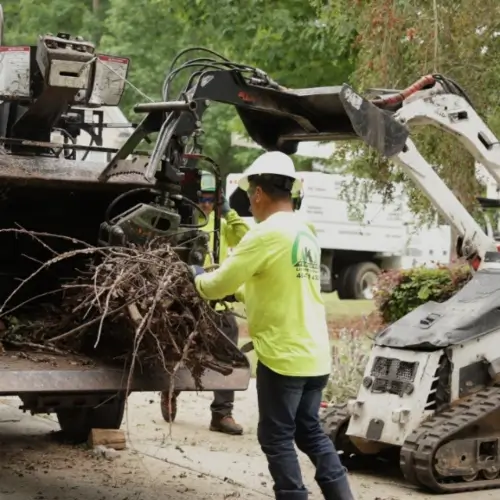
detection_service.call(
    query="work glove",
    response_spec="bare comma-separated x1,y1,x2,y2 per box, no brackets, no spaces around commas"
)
189,265,205,280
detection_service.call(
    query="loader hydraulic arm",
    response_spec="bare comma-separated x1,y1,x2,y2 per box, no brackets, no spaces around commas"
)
98,68,357,184
337,78,500,264
96,49,499,265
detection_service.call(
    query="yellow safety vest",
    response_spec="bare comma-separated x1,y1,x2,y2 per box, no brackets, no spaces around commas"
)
200,209,250,311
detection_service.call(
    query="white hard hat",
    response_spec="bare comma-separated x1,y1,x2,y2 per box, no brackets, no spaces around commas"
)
238,151,303,195
200,170,216,192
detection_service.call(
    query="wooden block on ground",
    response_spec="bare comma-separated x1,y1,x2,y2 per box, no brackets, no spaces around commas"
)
88,428,126,450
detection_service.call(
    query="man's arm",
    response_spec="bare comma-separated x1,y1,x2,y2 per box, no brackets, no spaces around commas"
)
195,230,266,300
222,209,251,247
234,284,245,303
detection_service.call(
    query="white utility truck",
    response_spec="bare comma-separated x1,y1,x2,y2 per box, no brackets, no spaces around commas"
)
226,169,452,299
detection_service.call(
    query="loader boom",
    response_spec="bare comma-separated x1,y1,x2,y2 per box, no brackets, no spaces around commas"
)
338,82,500,263
109,66,500,266
110,62,500,266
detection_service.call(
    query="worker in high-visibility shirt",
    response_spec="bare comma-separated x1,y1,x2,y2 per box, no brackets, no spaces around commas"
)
190,152,354,500
160,171,250,435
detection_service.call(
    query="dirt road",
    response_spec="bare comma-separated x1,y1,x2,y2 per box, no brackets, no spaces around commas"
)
0,381,497,499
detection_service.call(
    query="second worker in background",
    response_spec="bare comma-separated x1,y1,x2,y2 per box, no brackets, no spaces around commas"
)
160,171,249,435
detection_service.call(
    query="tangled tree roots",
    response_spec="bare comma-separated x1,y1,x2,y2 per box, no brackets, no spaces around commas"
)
0,230,246,391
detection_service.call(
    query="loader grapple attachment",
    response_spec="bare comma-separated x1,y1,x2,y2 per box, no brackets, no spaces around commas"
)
234,83,360,151
339,84,409,157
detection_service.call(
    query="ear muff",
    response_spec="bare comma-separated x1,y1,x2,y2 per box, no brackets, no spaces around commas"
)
228,186,252,217
293,193,303,211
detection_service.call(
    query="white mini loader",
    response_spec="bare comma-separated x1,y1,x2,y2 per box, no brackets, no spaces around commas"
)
322,76,500,494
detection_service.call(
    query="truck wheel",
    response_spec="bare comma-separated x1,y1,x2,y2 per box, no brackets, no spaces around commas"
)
320,263,334,293
56,395,126,444
336,265,354,299
343,262,380,300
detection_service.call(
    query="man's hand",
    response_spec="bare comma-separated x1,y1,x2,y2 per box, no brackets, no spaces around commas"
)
189,265,205,279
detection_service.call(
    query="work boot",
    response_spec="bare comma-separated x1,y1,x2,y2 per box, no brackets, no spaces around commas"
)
275,490,308,500
318,474,355,500
209,414,243,435
160,391,180,423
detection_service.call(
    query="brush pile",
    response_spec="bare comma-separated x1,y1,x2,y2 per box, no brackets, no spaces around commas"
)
0,232,246,389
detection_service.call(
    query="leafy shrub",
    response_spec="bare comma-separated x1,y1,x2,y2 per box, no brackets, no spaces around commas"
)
374,264,472,324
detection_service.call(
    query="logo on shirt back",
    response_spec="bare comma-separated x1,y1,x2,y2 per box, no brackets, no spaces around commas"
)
291,230,321,280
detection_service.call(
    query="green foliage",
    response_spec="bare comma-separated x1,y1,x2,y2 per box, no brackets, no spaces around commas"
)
375,264,472,324
175,0,355,88
316,0,500,220
2,0,105,44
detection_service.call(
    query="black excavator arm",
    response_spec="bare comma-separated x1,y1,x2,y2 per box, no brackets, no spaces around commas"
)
97,60,500,270
93,55,423,261
98,70,361,183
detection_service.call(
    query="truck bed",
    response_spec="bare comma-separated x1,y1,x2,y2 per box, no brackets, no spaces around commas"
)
0,348,251,396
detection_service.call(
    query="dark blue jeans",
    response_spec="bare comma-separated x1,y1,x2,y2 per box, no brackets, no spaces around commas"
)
256,362,353,500
210,312,239,416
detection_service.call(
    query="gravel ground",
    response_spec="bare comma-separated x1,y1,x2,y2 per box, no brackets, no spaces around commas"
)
0,381,497,500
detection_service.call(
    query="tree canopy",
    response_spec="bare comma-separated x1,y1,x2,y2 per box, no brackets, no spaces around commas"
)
318,0,500,222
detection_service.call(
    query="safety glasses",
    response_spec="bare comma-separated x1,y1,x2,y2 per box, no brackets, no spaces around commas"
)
198,194,215,203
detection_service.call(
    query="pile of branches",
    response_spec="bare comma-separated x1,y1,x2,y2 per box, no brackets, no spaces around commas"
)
0,230,246,390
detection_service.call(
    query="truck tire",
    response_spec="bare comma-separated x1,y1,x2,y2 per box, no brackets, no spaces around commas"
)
342,262,380,300
56,394,126,443
336,265,354,299
320,263,334,293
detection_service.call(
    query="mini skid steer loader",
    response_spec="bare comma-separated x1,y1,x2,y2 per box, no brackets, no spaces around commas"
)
319,78,500,494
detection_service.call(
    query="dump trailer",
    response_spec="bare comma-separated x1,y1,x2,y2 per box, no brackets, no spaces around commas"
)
0,22,251,441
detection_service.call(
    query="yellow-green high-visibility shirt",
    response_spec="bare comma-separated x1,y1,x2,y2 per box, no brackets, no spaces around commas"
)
195,211,332,377
201,210,250,267
201,209,250,312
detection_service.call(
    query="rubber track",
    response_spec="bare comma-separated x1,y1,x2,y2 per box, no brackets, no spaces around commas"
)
107,170,147,179
400,385,500,493
320,402,350,445
321,403,368,467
